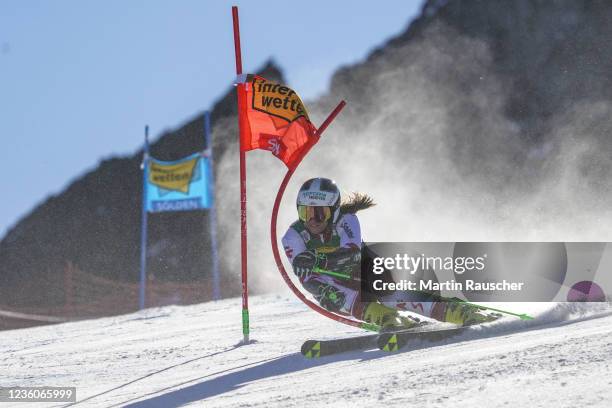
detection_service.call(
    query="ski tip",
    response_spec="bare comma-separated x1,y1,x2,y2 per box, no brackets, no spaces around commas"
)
301,341,321,358
519,314,535,320
380,334,399,352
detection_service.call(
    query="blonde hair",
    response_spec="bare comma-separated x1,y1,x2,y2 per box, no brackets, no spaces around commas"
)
339,192,376,214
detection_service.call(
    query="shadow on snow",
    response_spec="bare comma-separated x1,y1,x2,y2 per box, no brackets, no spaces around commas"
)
119,348,390,407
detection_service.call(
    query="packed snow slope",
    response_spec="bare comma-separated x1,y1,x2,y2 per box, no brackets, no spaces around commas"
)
3,295,612,407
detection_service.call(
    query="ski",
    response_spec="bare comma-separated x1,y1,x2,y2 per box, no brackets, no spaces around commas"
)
377,326,466,352
301,333,379,358
301,320,434,358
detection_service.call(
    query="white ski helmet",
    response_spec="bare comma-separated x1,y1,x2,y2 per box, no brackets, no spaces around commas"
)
296,177,341,223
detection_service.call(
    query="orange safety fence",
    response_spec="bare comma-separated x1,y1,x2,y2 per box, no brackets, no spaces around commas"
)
0,261,215,331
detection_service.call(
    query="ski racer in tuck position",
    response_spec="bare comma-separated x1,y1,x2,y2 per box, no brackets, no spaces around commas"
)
282,177,499,330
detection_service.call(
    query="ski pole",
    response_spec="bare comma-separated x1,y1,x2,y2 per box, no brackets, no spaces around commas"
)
312,267,352,280
451,298,534,320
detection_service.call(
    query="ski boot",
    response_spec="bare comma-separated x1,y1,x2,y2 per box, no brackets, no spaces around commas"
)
437,301,501,326
361,302,421,331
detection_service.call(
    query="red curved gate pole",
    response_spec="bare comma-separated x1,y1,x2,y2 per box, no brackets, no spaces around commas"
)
270,101,380,332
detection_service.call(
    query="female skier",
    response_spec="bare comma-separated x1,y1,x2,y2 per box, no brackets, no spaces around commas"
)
282,177,499,330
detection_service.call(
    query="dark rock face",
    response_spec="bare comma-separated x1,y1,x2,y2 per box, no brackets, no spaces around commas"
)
330,0,612,141
323,0,612,206
3,1,612,310
427,0,612,137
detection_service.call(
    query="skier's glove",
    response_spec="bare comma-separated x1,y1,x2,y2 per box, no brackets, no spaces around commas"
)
318,285,346,312
292,251,317,279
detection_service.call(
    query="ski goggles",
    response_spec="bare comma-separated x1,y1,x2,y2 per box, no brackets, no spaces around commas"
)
298,205,332,223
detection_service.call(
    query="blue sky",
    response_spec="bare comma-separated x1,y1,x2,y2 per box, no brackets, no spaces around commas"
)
0,0,422,237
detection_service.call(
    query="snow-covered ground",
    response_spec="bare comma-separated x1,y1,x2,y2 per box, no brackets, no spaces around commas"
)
3,295,612,407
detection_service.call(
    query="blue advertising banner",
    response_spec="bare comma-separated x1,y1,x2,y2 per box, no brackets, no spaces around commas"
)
145,152,212,213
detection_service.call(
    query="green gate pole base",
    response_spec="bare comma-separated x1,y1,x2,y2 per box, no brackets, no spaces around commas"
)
242,308,250,343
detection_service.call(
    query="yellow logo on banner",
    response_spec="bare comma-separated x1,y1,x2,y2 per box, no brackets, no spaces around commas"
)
149,158,198,193
251,76,310,122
